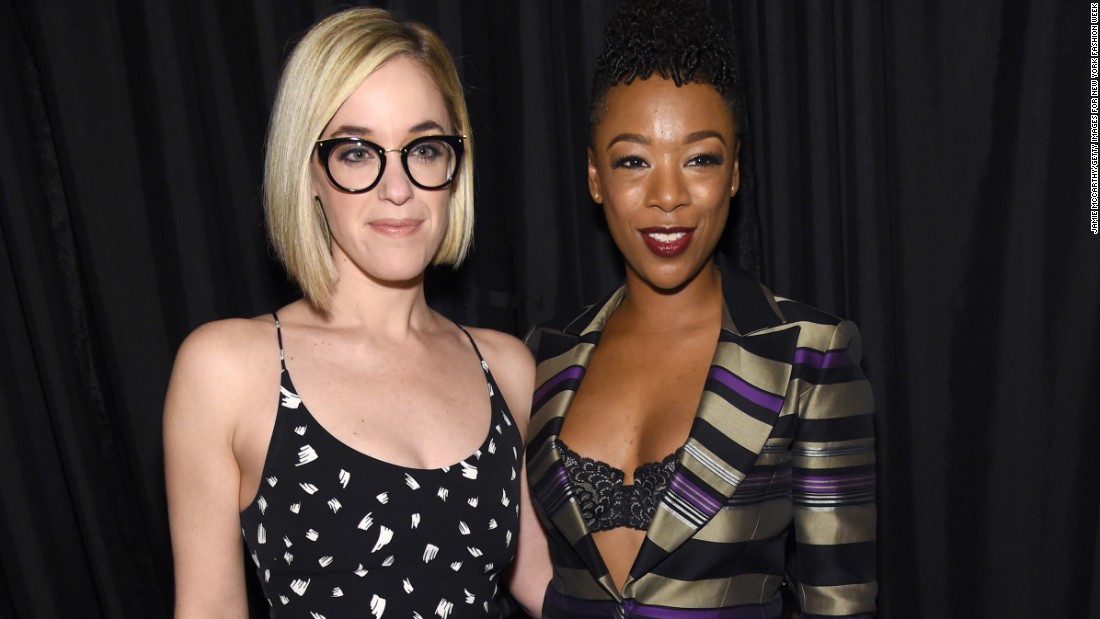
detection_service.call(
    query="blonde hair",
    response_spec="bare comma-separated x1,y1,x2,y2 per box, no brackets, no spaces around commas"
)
264,7,474,309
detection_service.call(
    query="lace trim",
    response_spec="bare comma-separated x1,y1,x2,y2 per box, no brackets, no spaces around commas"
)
558,439,677,532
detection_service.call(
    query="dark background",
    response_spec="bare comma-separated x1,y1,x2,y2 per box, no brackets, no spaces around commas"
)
2,1,1097,617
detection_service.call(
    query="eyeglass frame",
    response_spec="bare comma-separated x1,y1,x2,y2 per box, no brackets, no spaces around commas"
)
314,134,466,194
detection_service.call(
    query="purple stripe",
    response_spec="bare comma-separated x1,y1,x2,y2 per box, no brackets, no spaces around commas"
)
533,365,585,405
546,591,785,619
543,590,618,618
708,367,784,413
793,347,853,369
534,462,571,503
794,475,876,493
669,473,722,515
737,469,791,490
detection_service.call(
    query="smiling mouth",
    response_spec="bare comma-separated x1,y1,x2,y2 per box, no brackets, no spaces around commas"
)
640,227,694,257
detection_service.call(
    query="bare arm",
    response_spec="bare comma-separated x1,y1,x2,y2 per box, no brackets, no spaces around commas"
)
467,327,552,617
164,321,267,618
508,459,553,616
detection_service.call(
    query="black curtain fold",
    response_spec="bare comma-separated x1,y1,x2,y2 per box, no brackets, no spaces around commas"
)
1,1,1095,617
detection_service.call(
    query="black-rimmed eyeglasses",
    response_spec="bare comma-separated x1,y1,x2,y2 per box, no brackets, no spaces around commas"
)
315,135,465,193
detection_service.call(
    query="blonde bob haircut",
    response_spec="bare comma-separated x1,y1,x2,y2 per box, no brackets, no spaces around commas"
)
264,7,474,310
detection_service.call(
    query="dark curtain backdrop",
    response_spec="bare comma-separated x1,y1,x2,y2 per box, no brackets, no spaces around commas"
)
1,1,1095,617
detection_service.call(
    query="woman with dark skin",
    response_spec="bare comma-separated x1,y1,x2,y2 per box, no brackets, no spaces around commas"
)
525,1,877,617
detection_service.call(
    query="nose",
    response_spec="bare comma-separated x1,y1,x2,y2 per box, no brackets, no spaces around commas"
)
647,159,690,212
376,151,414,205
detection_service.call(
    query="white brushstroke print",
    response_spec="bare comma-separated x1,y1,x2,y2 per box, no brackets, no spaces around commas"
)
370,594,386,618
280,386,301,409
290,578,310,596
296,445,319,466
372,526,393,553
460,462,477,480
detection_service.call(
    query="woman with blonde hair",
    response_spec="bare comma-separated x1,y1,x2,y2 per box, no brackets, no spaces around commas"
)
164,7,549,617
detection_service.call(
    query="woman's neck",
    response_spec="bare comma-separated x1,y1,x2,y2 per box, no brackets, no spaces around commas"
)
615,258,724,334
316,269,438,340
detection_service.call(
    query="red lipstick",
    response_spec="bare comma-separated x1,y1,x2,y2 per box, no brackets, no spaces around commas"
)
639,226,694,257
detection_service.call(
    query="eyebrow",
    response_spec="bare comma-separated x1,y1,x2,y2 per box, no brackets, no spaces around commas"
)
326,120,447,138
604,129,728,150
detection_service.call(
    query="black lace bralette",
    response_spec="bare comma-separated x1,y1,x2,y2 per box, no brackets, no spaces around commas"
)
557,439,678,532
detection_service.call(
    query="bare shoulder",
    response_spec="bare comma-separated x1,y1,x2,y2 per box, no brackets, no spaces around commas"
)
462,326,535,431
172,317,276,384
462,326,533,367
165,316,279,433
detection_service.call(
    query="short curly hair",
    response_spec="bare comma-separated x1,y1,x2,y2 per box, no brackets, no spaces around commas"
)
589,0,746,144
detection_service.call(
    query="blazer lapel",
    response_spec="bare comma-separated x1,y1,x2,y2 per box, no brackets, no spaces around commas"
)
628,263,798,582
527,288,626,601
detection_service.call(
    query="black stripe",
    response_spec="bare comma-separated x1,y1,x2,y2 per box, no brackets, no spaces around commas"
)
790,362,863,385
717,326,801,363
648,536,786,580
770,413,799,439
797,414,874,443
690,418,762,474
793,540,876,587
532,375,582,415
529,415,567,453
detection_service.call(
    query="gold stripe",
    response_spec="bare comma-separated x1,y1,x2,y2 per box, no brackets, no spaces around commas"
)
711,340,793,396
694,500,793,542
696,391,774,463
627,572,783,607
645,505,700,550
795,504,876,545
755,441,793,467
800,380,874,419
797,582,878,615
533,342,595,392
793,440,875,470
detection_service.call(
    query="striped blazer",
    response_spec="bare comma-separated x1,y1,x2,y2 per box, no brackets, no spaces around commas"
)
525,265,877,619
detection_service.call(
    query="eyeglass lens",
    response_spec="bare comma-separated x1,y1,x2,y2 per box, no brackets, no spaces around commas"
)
326,138,458,191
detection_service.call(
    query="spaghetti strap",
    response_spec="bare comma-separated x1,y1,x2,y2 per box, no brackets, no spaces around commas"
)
456,325,486,365
272,311,286,368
